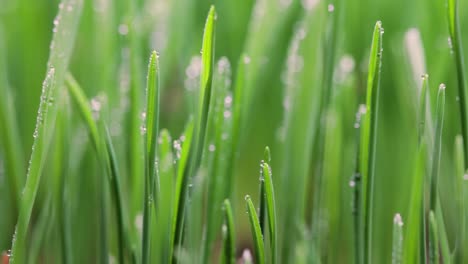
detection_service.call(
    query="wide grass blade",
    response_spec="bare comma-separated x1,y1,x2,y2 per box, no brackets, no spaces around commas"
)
142,50,160,264
10,1,83,262
172,6,216,260
221,199,236,264
361,20,384,264
392,214,404,264
245,195,265,264
447,0,468,166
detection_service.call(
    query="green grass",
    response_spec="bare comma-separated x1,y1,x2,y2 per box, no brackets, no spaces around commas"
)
3,0,468,263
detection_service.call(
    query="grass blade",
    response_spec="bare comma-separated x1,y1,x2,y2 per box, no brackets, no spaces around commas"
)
221,199,236,264
170,119,194,263
455,135,468,262
142,50,160,264
428,211,439,264
173,6,216,259
245,195,265,264
0,30,25,216
10,1,83,262
66,75,135,263
262,159,277,264
447,0,468,166
360,21,384,264
429,84,445,211
392,214,404,264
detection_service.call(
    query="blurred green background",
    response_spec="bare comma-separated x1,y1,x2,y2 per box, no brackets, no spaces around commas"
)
1,0,468,263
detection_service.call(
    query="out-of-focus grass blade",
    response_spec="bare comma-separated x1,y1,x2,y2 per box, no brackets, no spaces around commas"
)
262,159,277,264
404,76,429,263
0,31,25,215
455,135,468,262
221,199,236,264
360,21,384,264
429,84,445,211
156,129,175,263
142,50,160,264
392,214,403,264
352,105,365,264
447,0,468,166
245,195,265,264
429,211,439,264
403,143,426,263
173,6,216,260
435,201,451,264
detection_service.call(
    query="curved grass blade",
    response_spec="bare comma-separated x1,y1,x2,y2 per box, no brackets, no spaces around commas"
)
262,160,277,264
360,21,384,264
429,211,439,264
65,74,100,150
221,199,236,264
447,0,468,166
392,214,404,264
245,195,265,264
142,50,160,264
172,6,216,260
66,75,135,263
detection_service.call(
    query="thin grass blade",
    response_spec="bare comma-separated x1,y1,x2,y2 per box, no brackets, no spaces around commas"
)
245,195,265,264
221,199,236,264
360,21,384,264
262,159,277,264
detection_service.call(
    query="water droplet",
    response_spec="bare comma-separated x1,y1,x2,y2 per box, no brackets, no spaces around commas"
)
209,144,216,152
328,4,335,12
301,0,319,10
243,55,251,64
242,249,253,262
223,110,232,119
141,111,147,120
393,213,404,227
67,4,73,12
53,19,59,26
439,83,446,90
224,95,233,107
448,37,453,50
118,24,129,35
463,174,468,180
349,180,356,187
140,125,147,135
173,140,182,159
59,3,64,9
